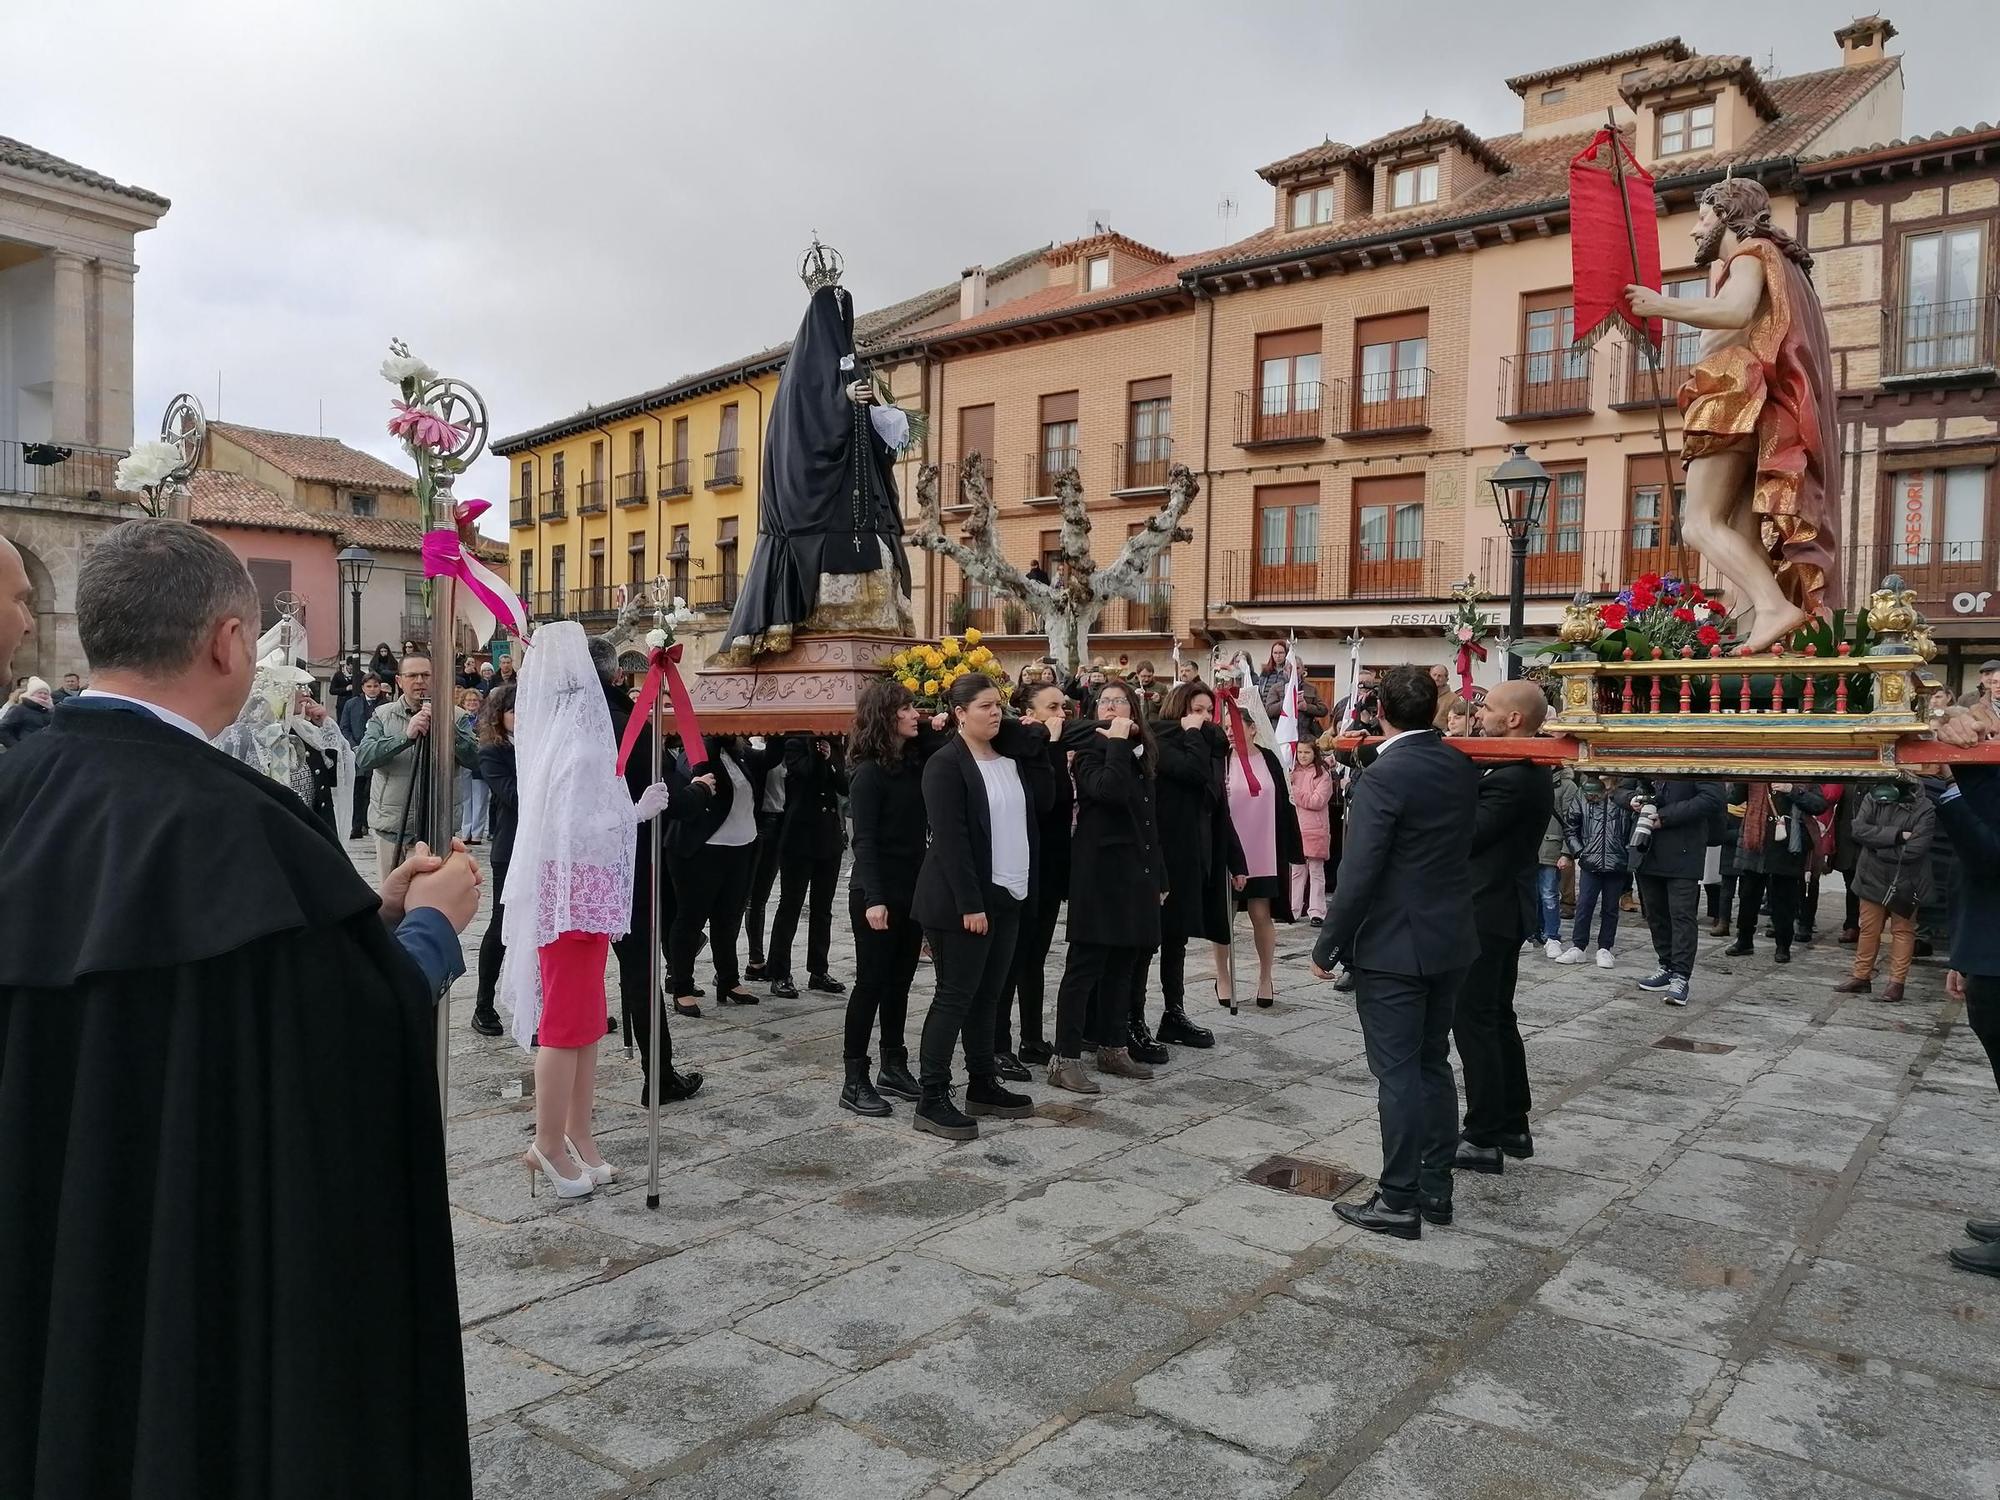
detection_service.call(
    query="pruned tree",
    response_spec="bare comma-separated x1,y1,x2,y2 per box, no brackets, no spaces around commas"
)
911,452,1197,673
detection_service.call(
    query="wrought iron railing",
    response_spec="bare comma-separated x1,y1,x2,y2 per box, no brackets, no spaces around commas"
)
1236,383,1324,445
658,458,691,497
1884,295,1999,380
1217,542,1454,603
576,478,607,514
538,484,567,519
572,584,615,617
1498,351,1593,421
1475,530,1718,599
1610,335,1699,407
509,494,534,527
1114,439,1173,490
940,459,995,510
614,469,648,506
0,439,130,502
1843,539,1994,615
1024,448,1080,500
1330,370,1432,436
691,570,739,611
706,449,743,488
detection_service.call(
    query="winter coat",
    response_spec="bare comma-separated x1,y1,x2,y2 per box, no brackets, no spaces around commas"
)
1290,765,1336,860
0,699,52,749
1153,719,1242,944
1061,722,1164,949
1733,783,1829,877
1540,777,1582,864
1562,791,1634,875
1850,788,1936,908
354,695,479,837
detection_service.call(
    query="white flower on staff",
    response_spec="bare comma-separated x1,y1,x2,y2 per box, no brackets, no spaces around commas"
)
115,440,185,492
646,628,670,650
380,352,438,387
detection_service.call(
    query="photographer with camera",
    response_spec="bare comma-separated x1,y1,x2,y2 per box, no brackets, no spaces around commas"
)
1626,778,1724,1006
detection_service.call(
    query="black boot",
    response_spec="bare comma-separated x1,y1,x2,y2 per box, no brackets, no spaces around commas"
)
914,1084,978,1140
640,1066,705,1108
875,1047,921,1102
1156,1004,1215,1049
470,1004,504,1037
1127,1020,1170,1066
1018,1036,1055,1065
840,1056,892,1117
965,1074,1034,1118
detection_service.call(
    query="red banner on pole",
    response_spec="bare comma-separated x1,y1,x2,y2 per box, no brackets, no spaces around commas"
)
1569,128,1662,348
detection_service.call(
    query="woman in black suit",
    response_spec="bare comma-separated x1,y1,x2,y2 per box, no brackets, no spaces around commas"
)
910,674,1050,1140
996,679,1073,1074
1048,678,1166,1092
471,681,517,1038
1144,678,1234,1048
840,681,943,1116
665,735,763,1013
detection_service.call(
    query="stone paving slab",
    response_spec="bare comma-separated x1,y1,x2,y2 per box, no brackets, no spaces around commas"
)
738,1250,1010,1369
468,1421,624,1498
964,1413,1296,1500
921,1178,1182,1277
1329,1412,1648,1499
1293,1223,1547,1338
1774,1255,2000,1384
1669,1440,1914,1500
638,1411,942,1500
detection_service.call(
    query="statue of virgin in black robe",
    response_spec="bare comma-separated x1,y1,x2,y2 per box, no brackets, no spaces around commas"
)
721,281,914,661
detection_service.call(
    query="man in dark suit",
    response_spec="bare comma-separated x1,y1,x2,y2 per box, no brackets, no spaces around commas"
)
1628,777,1725,1006
1453,681,1555,1175
1313,666,1478,1239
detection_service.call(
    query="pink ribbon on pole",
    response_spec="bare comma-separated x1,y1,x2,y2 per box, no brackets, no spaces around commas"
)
617,642,708,775
1454,639,1488,700
421,499,528,646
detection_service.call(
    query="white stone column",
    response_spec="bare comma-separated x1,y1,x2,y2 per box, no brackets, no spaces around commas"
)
47,251,90,446
96,262,137,450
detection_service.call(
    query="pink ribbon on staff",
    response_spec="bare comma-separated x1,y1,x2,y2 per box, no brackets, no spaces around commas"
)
1454,639,1488,700
1214,684,1260,794
420,498,528,646
618,641,708,774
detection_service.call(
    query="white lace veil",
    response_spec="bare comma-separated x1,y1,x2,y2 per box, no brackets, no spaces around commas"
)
500,621,638,1051
213,614,355,828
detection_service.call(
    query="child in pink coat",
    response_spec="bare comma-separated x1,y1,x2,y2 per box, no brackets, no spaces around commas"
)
1289,740,1336,923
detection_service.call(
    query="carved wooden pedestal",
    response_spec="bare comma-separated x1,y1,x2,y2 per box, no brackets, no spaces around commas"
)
687,634,917,735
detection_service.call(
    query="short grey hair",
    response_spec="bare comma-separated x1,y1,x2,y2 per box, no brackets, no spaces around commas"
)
586,634,618,682
77,519,260,674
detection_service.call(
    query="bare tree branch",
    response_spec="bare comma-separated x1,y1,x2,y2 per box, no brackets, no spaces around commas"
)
1093,463,1200,602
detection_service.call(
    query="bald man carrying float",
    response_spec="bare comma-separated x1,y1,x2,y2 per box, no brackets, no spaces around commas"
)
1452,681,1556,1177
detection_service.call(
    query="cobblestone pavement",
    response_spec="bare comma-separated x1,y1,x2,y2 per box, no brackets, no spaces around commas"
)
391,842,2000,1499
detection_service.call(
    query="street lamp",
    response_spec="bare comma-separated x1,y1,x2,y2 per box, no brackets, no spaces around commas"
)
1487,443,1551,681
337,543,375,660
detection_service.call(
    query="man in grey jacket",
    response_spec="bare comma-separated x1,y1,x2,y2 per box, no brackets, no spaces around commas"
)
355,654,477,878
1628,778,1725,1006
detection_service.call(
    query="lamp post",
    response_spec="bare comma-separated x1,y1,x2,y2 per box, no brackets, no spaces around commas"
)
336,544,375,661
1487,443,1551,681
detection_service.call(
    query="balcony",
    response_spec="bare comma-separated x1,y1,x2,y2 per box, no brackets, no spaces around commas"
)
398,614,431,651
1235,384,1324,447
576,478,607,515
1843,539,1995,618
706,449,743,489
1217,542,1453,604
1102,588,1175,635
943,591,999,635
1329,371,1432,437
509,494,534,527
1474,530,1717,599
658,458,691,498
1884,295,1999,382
690,571,740,612
1610,335,1699,408
1024,448,1081,503
1113,439,1173,492
572,584,616,619
615,469,649,507
531,588,571,621
939,459,995,513
0,439,130,502
1498,351,1594,422
538,484,567,520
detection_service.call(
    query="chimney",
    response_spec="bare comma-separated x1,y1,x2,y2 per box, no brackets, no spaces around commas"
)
1833,14,1896,67
958,265,987,321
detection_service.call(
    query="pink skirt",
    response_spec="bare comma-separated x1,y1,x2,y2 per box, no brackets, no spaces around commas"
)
536,931,610,1048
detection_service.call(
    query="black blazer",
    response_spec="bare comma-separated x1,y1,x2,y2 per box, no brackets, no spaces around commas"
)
1061,724,1164,949
477,740,518,871
1469,760,1555,942
1939,766,2000,977
666,741,753,857
1153,719,1244,945
849,752,929,914
1315,729,1478,976
1630,779,1724,880
777,733,848,860
910,723,1051,930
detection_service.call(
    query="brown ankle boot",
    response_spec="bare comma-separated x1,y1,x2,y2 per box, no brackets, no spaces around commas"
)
1833,976,1871,994
1096,1045,1154,1080
1047,1056,1101,1094
1883,980,1905,1003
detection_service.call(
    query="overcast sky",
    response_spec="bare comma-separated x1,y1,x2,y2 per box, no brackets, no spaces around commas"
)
13,1,1997,537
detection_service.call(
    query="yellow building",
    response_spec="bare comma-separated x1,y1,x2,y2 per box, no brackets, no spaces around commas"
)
498,246,1048,654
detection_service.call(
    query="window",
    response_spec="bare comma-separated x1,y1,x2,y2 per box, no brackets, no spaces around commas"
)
1657,101,1715,157
518,460,532,500
717,516,740,602
1540,87,1567,106
1352,474,1425,595
713,404,741,485
1390,160,1439,209
627,531,647,588
548,544,566,609
1625,454,1687,577
1522,292,1588,383
629,429,646,474
1037,391,1079,493
1127,521,1172,631
1894,465,1988,568
551,451,566,489
718,403,740,452
1290,184,1336,229
403,572,425,630
668,524,690,603
1356,311,1429,427
624,429,646,502
349,491,376,517
589,439,605,482
1086,255,1110,290
1039,529,1061,578
1252,482,1321,597
1900,225,1987,372
1663,273,1706,367
1253,328,1322,441
246,558,291,632
957,404,995,484
587,537,606,591
518,550,534,601
1126,377,1171,486
1525,465,1587,589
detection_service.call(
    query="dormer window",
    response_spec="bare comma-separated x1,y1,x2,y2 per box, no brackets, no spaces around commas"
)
1390,160,1439,209
350,491,376,517
1540,87,1566,106
1086,255,1110,291
1657,102,1715,157
1290,185,1337,229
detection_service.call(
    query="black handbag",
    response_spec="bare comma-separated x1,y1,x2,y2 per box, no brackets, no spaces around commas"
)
1882,844,1918,920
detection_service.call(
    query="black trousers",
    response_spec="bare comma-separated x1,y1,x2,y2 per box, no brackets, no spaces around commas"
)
1355,965,1465,1211
1736,871,1801,951
1054,941,1141,1057
1638,873,1700,977
769,848,840,981
475,861,509,1009
1157,933,1190,1010
667,841,756,995
997,883,1063,1052
743,811,783,964
919,886,1022,1091
845,890,923,1060
1965,972,2000,1092
613,856,677,1076
1453,934,1531,1145
349,767,373,838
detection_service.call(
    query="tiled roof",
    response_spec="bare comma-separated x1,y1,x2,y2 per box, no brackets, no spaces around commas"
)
1832,15,1896,47
1800,120,2000,169
0,134,170,209
208,422,417,491
1045,230,1174,267
1355,115,1512,174
188,470,342,534
1621,54,1778,118
1504,37,1689,93
334,513,508,563
1258,140,1354,185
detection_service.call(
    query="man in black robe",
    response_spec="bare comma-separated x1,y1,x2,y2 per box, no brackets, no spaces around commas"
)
722,253,914,660
0,518,478,1499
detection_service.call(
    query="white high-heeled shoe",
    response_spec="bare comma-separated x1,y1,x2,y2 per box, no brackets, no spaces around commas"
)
564,1135,618,1186
524,1144,594,1200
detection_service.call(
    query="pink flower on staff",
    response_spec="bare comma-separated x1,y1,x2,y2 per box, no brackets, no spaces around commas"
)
1456,626,1474,642
388,400,465,451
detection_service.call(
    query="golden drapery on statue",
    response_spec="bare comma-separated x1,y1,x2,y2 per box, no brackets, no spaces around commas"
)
1677,236,1842,618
